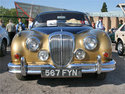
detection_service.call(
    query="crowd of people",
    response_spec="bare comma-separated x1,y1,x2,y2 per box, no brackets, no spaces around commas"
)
91,17,123,32
0,18,33,44
91,17,105,30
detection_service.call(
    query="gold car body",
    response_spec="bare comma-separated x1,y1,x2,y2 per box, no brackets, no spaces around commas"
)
11,30,112,65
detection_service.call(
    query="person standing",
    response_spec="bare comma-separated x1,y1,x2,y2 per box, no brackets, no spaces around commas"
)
16,18,25,33
0,19,5,28
6,19,16,44
91,22,95,29
118,20,123,28
96,17,105,30
28,18,33,30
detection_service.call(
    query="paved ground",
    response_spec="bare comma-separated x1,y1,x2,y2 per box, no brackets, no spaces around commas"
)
0,44,125,94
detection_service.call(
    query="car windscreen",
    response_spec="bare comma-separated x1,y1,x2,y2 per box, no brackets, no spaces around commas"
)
33,12,91,27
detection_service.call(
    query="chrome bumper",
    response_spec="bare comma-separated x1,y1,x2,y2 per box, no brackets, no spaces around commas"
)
8,56,116,76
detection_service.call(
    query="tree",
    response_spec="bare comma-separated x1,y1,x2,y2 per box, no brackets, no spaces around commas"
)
101,2,108,12
0,6,28,26
0,6,18,25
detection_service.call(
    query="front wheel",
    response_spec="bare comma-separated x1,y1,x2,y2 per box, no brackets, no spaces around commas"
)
117,41,124,56
0,40,7,57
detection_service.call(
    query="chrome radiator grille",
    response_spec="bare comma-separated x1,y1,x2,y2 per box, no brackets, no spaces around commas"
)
49,32,74,67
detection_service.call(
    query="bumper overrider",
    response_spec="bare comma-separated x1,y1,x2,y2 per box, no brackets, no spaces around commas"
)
8,55,116,76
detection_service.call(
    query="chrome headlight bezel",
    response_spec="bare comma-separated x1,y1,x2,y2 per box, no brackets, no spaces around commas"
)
26,37,40,51
83,36,98,50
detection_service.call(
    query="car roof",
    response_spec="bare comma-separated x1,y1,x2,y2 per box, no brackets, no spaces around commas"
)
38,11,86,16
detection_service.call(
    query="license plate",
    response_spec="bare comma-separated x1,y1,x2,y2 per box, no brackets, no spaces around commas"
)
41,69,82,77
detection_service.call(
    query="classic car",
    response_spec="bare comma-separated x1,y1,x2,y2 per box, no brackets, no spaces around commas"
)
115,23,125,56
0,26,9,56
8,11,116,80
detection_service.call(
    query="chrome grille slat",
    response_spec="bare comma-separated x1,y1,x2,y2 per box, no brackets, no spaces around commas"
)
49,32,74,67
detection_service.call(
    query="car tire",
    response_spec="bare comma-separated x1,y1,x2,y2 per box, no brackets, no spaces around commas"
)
95,73,107,80
117,41,124,56
0,40,7,57
16,74,28,81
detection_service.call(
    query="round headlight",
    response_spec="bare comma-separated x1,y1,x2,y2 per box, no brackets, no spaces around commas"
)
26,37,40,51
38,50,49,61
75,49,86,60
83,36,97,50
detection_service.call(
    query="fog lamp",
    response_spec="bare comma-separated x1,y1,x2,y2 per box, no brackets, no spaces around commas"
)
75,49,86,60
38,50,49,61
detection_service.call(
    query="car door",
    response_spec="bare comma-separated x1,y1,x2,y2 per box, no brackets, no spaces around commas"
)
119,25,125,43
115,24,125,43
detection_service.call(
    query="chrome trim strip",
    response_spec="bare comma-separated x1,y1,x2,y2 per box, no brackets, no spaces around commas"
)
60,34,63,67
8,59,116,75
9,68,115,74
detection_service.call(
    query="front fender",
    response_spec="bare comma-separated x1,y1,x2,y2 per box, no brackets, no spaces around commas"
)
74,29,112,63
11,30,44,64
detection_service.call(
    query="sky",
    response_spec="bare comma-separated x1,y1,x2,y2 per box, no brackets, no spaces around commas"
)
0,0,125,12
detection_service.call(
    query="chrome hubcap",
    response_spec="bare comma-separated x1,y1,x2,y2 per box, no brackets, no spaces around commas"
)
118,43,123,52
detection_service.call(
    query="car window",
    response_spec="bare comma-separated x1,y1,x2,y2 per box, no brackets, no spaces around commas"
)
33,12,91,28
121,25,125,31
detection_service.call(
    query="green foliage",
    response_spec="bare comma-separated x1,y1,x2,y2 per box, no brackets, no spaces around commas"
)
101,2,108,12
0,6,18,25
0,6,28,28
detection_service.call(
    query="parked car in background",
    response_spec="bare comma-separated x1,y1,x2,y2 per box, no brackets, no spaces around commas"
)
8,11,116,80
115,23,125,56
0,26,9,56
